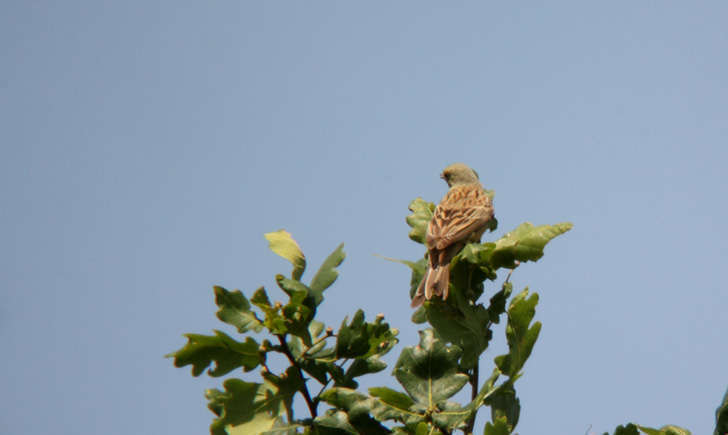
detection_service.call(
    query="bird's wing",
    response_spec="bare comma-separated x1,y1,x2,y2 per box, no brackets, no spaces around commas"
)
427,190,493,250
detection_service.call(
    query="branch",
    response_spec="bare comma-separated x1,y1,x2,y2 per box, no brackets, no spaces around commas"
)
276,334,318,418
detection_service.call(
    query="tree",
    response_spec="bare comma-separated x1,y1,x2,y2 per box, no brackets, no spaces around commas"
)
167,196,727,434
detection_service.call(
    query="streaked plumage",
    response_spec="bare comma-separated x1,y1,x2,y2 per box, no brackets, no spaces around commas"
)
411,163,494,308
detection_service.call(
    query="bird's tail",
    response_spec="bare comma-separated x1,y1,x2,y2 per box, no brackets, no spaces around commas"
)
410,264,451,308
428,264,450,301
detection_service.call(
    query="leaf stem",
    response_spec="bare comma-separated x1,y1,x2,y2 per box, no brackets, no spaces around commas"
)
276,334,318,418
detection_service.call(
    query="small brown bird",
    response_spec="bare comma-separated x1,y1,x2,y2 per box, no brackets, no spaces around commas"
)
411,163,494,308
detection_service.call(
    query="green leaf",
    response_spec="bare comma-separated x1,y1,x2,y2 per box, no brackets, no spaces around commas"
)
167,331,260,377
262,366,304,412
310,243,346,304
314,406,390,435
207,378,292,435
335,310,399,360
276,275,316,345
424,259,514,368
484,416,510,435
415,422,442,435
489,222,573,269
715,387,728,435
261,422,305,435
265,230,306,280
427,367,501,431
388,360,499,431
288,320,327,360
611,424,640,435
411,306,427,324
635,424,692,435
487,281,513,324
457,243,498,283
425,297,491,370
251,287,288,335
214,286,263,333
393,329,469,407
321,387,422,427
313,410,359,434
276,275,311,300
368,387,415,411
494,288,541,377
609,424,691,435
488,385,520,432
287,322,341,385
406,198,435,244
346,356,387,379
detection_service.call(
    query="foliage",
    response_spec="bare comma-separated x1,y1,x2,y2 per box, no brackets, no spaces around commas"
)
167,194,723,434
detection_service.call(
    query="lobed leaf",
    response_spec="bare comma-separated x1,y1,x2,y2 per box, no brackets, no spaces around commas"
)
313,409,359,434
287,320,327,360
424,297,491,370
321,387,422,427
494,288,541,378
635,424,692,435
265,230,306,280
261,422,305,435
607,424,692,435
214,286,263,333
488,384,520,432
369,387,415,411
206,377,294,435
309,243,346,304
415,422,446,435
276,275,316,345
251,287,288,335
489,222,573,269
393,329,469,407
166,330,260,377
427,367,501,430
487,282,513,324
425,263,516,369
345,356,387,380
456,243,498,283
335,310,398,360
314,407,390,435
610,424,641,435
405,198,435,244
484,416,511,435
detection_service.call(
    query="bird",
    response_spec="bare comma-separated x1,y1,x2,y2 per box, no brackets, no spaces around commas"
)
411,163,494,308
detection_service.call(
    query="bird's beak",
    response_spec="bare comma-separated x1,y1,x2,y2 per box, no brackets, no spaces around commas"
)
440,173,446,180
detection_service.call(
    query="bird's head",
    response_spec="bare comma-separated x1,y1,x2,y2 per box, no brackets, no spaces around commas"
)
440,163,480,187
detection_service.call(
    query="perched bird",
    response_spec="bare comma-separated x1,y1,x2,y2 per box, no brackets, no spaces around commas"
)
411,163,494,308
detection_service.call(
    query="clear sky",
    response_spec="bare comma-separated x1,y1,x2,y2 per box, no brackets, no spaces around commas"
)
2,2,727,434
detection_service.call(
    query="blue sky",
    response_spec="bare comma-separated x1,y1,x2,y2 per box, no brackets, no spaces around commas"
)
2,2,727,434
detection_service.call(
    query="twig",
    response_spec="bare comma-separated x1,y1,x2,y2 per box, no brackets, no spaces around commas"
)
505,261,519,283
300,327,334,359
276,334,318,418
